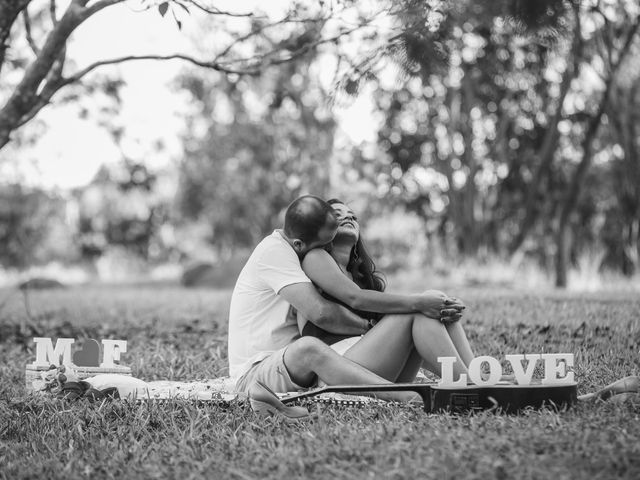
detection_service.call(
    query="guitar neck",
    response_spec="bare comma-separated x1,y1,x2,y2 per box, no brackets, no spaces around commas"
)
280,382,434,405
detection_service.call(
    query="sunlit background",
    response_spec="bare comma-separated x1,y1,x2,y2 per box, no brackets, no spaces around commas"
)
1,0,639,291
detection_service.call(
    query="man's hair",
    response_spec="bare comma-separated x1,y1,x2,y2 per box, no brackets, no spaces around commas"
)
284,195,336,243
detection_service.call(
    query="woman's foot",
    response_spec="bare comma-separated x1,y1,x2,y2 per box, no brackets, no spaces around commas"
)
248,380,314,420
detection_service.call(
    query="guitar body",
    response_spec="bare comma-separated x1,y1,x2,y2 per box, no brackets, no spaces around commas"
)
281,382,578,414
430,382,578,414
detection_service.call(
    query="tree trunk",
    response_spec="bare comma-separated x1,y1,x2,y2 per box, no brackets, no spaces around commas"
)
554,15,640,288
460,67,481,255
555,222,570,287
554,107,603,287
510,4,583,254
610,83,640,275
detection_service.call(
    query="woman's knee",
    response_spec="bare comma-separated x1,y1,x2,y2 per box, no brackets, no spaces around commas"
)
419,288,447,297
413,313,449,334
375,313,414,331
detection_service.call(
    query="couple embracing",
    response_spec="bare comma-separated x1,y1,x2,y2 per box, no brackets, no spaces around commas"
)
228,195,475,415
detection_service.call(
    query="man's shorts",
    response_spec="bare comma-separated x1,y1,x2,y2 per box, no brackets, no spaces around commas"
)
235,346,307,394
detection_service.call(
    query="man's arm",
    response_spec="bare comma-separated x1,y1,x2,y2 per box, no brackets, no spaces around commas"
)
302,249,460,318
279,282,369,335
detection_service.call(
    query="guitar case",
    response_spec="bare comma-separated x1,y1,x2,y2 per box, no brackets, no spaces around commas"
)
280,381,578,414
430,382,577,414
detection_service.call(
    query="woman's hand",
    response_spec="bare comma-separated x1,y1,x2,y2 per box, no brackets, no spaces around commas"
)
415,291,466,323
439,297,465,323
414,290,449,319
444,296,465,310
439,296,464,322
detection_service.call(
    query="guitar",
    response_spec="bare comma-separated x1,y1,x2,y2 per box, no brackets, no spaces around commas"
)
280,381,578,414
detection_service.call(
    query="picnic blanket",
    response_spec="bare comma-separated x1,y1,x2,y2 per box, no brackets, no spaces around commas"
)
32,365,639,406
32,366,375,405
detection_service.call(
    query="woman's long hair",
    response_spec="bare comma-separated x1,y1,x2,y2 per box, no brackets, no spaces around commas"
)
327,199,386,293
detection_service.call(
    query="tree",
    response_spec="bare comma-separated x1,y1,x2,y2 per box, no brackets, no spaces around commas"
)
0,184,67,267
0,0,379,152
364,0,576,258
176,43,335,254
76,159,167,259
340,0,640,286
605,76,640,275
553,1,640,286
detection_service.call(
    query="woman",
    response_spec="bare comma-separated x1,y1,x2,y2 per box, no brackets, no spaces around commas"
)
298,198,476,383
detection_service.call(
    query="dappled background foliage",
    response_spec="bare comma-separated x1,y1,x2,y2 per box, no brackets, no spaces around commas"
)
0,0,639,289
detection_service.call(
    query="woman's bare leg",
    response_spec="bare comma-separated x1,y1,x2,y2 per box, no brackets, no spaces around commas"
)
342,314,415,381
444,321,475,367
395,348,423,383
283,337,417,402
398,321,475,381
343,313,469,381
410,314,469,377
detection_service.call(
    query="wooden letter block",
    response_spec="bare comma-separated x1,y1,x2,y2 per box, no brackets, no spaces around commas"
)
100,340,128,368
468,355,502,386
541,353,575,385
29,337,75,367
505,354,541,386
437,356,468,387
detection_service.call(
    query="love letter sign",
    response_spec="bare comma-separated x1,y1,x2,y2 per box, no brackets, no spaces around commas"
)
29,337,128,368
437,353,575,387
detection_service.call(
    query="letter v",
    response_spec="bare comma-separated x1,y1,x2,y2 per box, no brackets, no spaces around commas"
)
505,354,541,385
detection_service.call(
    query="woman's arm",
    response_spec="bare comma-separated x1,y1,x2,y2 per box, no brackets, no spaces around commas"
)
296,305,368,337
302,249,442,315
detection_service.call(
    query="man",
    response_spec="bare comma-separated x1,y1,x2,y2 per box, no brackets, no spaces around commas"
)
228,195,467,405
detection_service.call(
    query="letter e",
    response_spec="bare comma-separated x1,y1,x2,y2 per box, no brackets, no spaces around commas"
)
541,353,575,385
101,340,128,368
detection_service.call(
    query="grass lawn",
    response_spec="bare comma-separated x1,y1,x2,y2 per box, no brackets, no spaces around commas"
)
1,285,639,479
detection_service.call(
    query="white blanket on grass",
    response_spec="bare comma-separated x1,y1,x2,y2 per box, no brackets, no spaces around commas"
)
81,374,375,404
83,374,240,402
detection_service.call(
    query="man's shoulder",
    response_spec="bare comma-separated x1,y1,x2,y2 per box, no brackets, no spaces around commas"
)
254,231,294,258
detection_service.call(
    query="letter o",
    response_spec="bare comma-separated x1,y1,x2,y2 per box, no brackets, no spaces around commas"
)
468,355,502,386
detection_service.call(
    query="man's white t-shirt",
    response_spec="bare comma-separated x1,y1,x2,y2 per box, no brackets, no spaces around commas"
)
228,230,312,379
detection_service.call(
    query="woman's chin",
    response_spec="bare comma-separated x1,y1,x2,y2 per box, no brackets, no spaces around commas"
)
336,228,359,242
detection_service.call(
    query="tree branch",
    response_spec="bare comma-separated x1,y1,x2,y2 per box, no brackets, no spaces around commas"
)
216,22,364,70
18,47,67,127
181,0,254,17
50,0,58,24
82,0,124,18
0,0,95,149
1,0,369,151
22,8,40,55
62,54,261,86
211,15,300,62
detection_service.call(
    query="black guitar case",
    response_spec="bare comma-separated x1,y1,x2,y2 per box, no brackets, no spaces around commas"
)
280,381,578,414
430,382,577,413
